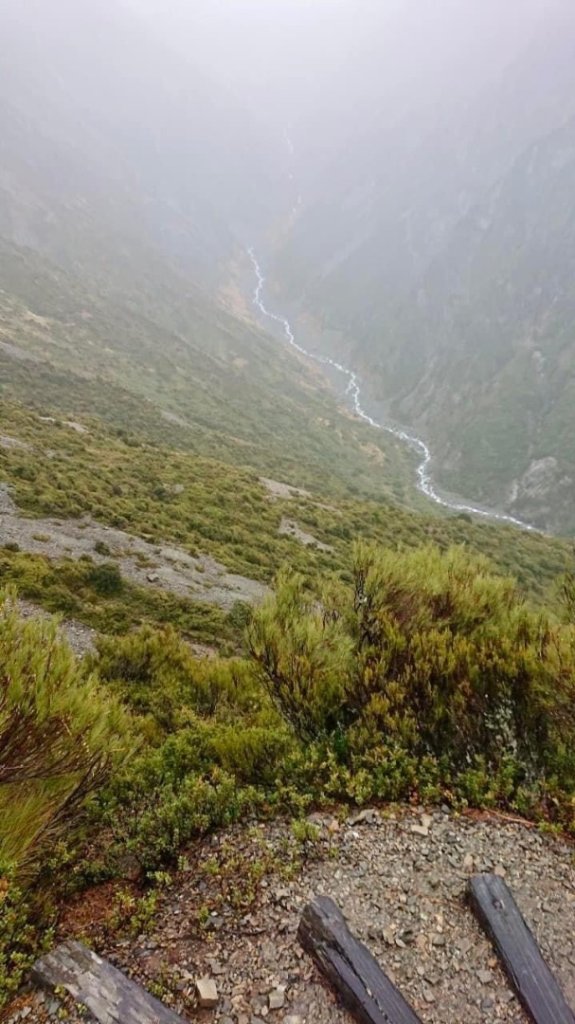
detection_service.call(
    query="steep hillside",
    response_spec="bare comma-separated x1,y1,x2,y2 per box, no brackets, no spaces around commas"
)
0,399,571,629
373,117,575,531
272,6,575,531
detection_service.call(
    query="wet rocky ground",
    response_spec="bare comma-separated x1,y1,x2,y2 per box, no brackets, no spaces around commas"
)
9,807,575,1024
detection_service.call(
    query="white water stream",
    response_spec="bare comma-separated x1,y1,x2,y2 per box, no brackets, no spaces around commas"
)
248,248,535,532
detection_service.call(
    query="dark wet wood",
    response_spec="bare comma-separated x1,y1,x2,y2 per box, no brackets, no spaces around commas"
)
32,940,187,1024
469,873,575,1024
298,895,423,1024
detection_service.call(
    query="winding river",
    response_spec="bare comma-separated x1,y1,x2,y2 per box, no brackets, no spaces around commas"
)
248,248,535,532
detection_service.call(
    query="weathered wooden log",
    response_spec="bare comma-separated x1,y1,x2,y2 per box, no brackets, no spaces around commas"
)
32,939,188,1024
468,873,575,1024
298,895,423,1024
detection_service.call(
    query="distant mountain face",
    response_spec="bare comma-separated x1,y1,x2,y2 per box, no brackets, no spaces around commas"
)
272,4,575,532
378,117,575,532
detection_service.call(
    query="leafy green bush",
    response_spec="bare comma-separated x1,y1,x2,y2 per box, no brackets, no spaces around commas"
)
87,561,124,595
0,864,51,1006
88,626,292,868
91,625,263,730
0,590,130,875
249,543,575,820
248,568,353,740
103,768,251,872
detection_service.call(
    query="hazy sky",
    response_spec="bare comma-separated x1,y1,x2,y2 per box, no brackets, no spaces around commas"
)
124,0,561,180
128,0,555,124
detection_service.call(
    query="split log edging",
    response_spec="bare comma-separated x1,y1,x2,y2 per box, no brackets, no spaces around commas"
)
299,878,575,1024
32,939,187,1024
298,894,423,1024
468,873,575,1024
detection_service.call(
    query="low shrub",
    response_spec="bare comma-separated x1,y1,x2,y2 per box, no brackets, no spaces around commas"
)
0,864,52,1004
249,543,575,822
0,590,131,876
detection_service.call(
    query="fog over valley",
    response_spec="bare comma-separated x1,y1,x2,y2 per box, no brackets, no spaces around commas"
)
6,2,575,1011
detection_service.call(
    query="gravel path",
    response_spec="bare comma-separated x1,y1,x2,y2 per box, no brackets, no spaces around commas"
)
9,808,575,1024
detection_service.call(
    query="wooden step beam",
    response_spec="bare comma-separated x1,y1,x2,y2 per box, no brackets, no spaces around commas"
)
298,895,423,1024
468,873,575,1024
32,939,188,1024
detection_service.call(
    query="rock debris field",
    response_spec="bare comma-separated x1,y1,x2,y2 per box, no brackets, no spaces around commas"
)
10,808,575,1024
0,483,268,611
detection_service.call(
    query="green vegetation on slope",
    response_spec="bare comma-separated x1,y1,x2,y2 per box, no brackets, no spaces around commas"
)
0,400,572,619
0,237,416,505
0,593,129,998
3,544,575,1002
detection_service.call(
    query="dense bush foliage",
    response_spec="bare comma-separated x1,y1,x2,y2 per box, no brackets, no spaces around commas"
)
3,543,575,1007
0,591,129,874
0,864,51,1004
249,544,575,815
89,626,291,871
0,591,130,1002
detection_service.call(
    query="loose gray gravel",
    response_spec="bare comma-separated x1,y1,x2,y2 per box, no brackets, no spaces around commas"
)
10,808,575,1024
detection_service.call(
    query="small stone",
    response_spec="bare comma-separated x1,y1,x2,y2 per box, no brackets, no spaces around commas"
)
494,864,506,878
350,809,379,826
477,969,492,985
196,977,218,1008
268,990,285,1011
422,988,436,1004
208,960,226,976
411,824,429,837
499,991,515,1004
463,853,475,871
307,812,325,826
420,813,433,830
431,934,446,947
147,572,160,583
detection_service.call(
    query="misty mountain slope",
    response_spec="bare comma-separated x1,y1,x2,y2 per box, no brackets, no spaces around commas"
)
366,116,575,531
270,6,575,532
0,0,287,300
275,9,575,334
0,236,418,504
